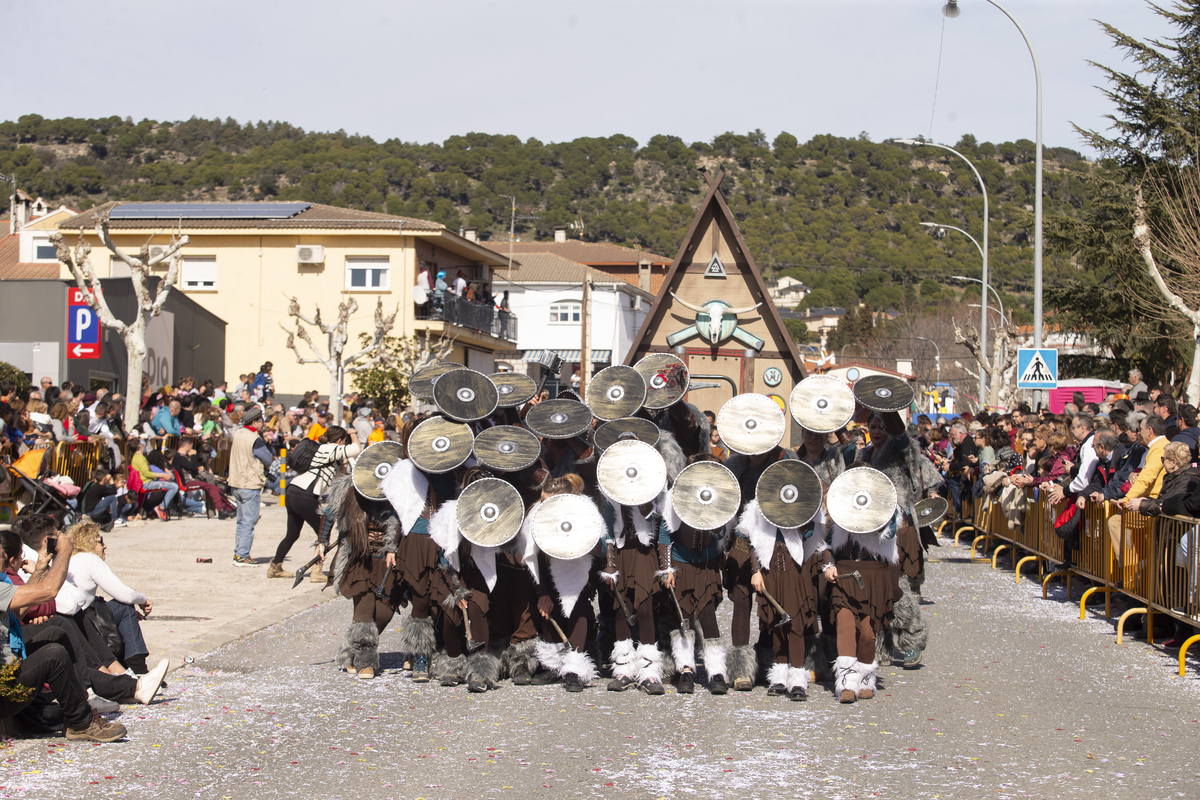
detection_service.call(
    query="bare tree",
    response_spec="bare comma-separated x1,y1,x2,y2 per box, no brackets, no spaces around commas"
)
953,311,1021,410
1134,182,1200,402
50,215,188,429
282,295,399,420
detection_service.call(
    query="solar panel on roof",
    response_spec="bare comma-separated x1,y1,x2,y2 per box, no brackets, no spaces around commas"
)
108,203,312,220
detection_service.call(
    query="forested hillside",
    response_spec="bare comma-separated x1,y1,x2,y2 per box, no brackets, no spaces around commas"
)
0,115,1095,318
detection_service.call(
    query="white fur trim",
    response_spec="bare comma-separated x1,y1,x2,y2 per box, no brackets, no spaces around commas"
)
429,500,461,571
548,554,592,618
855,660,878,692
611,640,638,680
766,662,790,688
519,501,542,584
670,629,696,673
380,458,429,533
834,655,860,694
787,666,809,692
534,641,566,672
739,500,778,569
636,643,664,685
662,489,683,533
560,649,598,684
612,504,656,548
829,516,900,564
472,543,500,591
703,640,727,681
598,570,619,585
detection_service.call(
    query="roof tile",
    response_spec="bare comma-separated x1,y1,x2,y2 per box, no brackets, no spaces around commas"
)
58,201,443,232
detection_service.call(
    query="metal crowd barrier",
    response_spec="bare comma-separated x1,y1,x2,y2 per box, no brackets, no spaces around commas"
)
950,483,1200,676
47,440,105,487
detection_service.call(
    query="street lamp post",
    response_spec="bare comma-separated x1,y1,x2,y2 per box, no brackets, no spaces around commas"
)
942,0,1043,351
915,335,941,384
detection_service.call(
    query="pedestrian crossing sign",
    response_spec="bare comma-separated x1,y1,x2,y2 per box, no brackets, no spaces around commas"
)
1017,348,1058,389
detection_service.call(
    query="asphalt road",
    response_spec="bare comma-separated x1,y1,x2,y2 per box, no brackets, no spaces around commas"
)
6,549,1200,799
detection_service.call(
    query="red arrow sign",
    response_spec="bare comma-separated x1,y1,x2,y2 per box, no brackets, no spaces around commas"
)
68,342,100,359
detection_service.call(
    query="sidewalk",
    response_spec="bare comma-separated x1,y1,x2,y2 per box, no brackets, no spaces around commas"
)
99,498,337,669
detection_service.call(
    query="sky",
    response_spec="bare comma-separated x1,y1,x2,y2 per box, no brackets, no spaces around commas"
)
1,0,1178,156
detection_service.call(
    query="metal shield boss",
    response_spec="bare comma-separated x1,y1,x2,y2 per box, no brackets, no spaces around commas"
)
530,493,605,560
406,416,474,474
456,478,524,547
826,467,898,534
852,375,915,413
593,417,660,453
524,399,592,440
634,353,689,409
717,393,785,455
433,368,499,423
789,375,855,434
351,441,405,501
671,460,740,531
754,460,822,529
490,372,537,408
596,439,667,507
586,365,647,422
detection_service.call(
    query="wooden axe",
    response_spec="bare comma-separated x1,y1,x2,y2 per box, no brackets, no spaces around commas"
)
758,586,792,629
667,584,691,632
611,584,638,629
837,569,866,589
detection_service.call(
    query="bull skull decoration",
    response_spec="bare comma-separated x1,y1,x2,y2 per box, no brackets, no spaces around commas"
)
667,293,764,351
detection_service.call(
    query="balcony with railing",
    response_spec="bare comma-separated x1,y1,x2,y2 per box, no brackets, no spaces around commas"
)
416,294,517,343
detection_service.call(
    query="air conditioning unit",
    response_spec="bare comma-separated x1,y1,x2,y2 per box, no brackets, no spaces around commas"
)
147,245,167,262
296,245,325,264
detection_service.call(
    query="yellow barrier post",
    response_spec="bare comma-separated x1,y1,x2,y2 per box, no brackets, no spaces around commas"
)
278,447,287,507
1116,608,1147,644
1015,555,1041,584
991,544,1011,569
1079,586,1112,619
1178,634,1200,676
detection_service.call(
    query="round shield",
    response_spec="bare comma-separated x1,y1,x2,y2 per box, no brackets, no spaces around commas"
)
472,425,541,472
826,467,898,534
433,368,498,423
351,441,405,501
409,361,461,400
671,460,740,531
456,478,524,547
789,375,855,434
594,417,660,452
530,493,605,560
754,460,822,529
635,353,689,409
525,399,592,440
586,365,647,422
491,372,537,408
406,416,474,474
596,439,667,507
717,393,785,455
913,496,949,528
853,375,915,413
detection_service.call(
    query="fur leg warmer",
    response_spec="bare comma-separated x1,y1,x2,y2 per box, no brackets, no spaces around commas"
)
635,643,664,685
702,639,728,682
464,652,501,686
670,629,697,674
534,641,567,673
855,660,878,694
876,627,893,668
433,651,466,681
834,656,860,696
728,644,758,682
337,621,380,671
560,649,599,684
892,579,930,653
786,666,809,693
610,640,639,681
500,638,541,679
766,662,790,688
396,616,437,660
805,631,836,683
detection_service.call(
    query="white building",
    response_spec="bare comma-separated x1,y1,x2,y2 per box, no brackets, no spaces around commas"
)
767,275,809,307
493,252,653,387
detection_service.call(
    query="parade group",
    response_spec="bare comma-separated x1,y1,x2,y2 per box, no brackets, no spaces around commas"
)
310,356,938,704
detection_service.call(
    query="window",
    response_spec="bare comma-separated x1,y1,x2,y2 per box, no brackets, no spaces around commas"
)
32,237,56,262
345,257,389,291
182,256,217,290
549,301,581,323
109,256,130,278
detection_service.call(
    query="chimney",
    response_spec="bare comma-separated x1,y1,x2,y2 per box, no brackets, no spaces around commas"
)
638,259,651,293
553,225,568,243
464,227,478,242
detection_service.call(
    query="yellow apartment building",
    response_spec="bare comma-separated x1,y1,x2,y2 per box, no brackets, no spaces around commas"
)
55,202,514,401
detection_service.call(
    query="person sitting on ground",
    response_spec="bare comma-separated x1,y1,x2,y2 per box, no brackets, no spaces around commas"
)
82,468,137,529
130,439,179,521
0,525,132,742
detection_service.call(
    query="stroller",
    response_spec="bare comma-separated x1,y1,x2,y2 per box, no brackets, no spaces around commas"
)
1,447,78,525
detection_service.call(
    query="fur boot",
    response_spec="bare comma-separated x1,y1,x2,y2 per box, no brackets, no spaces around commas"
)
534,641,567,674
876,626,894,668
892,578,929,653
560,649,599,684
754,644,776,684
670,629,697,674
500,638,541,680
766,662,790,690
433,651,467,682
636,643,664,686
464,651,501,686
336,621,380,671
855,660,878,699
806,630,836,683
396,616,436,660
786,666,809,693
834,655,860,701
610,640,639,681
728,644,758,684
702,639,728,682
